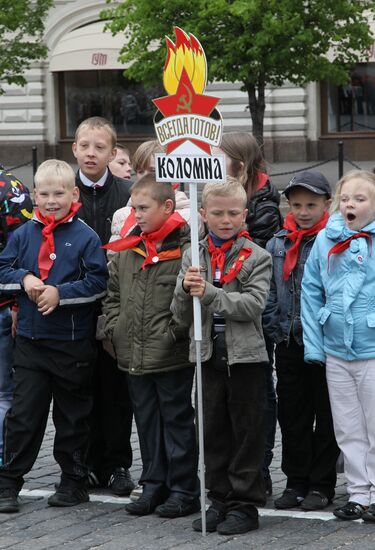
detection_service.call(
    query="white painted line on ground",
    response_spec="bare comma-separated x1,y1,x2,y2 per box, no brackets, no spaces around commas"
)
19,489,344,521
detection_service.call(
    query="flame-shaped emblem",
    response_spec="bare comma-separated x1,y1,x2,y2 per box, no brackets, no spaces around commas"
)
163,27,206,95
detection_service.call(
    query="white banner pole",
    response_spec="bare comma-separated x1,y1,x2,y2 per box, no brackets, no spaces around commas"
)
189,182,206,536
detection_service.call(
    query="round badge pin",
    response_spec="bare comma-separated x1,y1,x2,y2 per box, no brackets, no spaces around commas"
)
152,256,159,263
49,253,57,261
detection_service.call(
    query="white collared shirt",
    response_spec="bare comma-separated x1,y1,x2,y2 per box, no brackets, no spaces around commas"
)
79,168,108,188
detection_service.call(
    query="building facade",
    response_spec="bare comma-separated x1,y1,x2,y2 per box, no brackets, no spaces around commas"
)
0,0,374,166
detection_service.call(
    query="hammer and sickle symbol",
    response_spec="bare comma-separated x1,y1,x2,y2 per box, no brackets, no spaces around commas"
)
176,84,193,113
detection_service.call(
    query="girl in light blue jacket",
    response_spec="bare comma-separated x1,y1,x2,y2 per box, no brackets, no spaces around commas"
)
301,170,375,523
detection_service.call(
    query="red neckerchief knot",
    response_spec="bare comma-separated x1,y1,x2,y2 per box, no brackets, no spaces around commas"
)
35,202,81,281
208,230,253,284
328,231,372,268
283,210,329,281
103,211,186,269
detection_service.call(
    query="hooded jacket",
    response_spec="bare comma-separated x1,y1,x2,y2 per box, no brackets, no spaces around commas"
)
301,212,375,362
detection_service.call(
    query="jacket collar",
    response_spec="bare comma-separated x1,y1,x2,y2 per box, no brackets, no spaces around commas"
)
326,212,375,241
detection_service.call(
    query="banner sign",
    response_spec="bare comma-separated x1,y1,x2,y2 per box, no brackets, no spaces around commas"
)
153,26,225,182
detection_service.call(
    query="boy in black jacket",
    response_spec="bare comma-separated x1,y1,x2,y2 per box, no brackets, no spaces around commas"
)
0,160,108,513
72,117,135,496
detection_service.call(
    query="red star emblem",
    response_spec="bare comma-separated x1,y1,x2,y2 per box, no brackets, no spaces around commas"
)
153,69,220,153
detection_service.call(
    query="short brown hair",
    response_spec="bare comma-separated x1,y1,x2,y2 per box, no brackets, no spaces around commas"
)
201,176,247,208
75,117,117,148
132,140,164,173
131,173,175,209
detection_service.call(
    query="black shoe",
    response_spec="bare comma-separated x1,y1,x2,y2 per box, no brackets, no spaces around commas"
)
217,510,259,535
274,488,304,509
362,503,375,523
125,493,164,516
333,501,367,520
0,487,19,513
264,476,273,497
48,487,89,507
192,504,226,532
155,496,201,518
108,468,135,496
301,491,331,511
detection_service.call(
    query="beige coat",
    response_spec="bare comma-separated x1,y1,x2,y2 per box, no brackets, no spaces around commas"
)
171,235,272,365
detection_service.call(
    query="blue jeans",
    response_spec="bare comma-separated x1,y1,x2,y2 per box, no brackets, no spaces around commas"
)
0,307,14,457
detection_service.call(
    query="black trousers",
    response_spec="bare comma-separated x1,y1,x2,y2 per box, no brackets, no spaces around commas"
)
127,367,199,501
276,339,340,499
86,343,133,483
0,336,96,491
263,337,277,479
202,361,266,515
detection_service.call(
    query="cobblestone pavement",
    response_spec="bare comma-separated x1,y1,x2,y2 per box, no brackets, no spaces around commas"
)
1,411,375,550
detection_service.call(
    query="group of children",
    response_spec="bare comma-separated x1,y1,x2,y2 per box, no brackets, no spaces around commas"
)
0,116,375,535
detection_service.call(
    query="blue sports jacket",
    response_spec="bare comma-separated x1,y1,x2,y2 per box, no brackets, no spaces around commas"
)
0,215,108,340
301,212,375,362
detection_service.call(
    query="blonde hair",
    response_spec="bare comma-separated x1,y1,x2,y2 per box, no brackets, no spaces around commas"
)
131,173,176,208
34,159,75,189
330,170,375,214
220,132,265,199
201,177,247,208
132,140,164,173
75,117,117,148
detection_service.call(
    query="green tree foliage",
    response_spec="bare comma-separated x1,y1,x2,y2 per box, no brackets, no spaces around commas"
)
101,0,375,147
0,0,53,94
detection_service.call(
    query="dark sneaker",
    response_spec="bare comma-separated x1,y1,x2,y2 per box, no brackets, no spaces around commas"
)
0,487,19,513
48,487,89,507
87,471,101,489
301,491,331,511
264,476,273,497
155,496,201,518
108,468,135,496
125,493,165,516
192,504,226,532
129,484,143,502
217,510,259,535
333,501,367,520
362,503,375,523
274,488,304,509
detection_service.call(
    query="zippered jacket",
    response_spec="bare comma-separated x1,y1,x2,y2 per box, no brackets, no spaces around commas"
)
302,212,375,363
263,229,316,345
103,226,191,374
247,179,283,248
76,170,132,245
171,234,272,365
0,215,108,340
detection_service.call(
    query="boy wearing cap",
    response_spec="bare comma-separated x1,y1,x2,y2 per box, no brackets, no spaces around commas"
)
263,171,340,511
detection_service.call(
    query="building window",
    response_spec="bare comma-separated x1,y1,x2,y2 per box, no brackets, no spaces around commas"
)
59,70,164,138
323,63,375,134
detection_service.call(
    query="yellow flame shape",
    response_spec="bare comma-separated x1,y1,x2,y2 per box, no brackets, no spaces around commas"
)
163,27,206,95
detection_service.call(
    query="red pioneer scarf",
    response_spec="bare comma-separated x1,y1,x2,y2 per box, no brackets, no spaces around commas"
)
328,232,372,268
103,211,186,269
34,202,81,281
283,211,329,280
208,230,253,285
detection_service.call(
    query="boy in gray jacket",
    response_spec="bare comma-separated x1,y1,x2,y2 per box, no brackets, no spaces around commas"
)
171,180,272,535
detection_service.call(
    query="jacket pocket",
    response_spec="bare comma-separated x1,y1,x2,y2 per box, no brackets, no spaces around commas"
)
153,275,178,312
318,307,331,325
366,312,375,327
